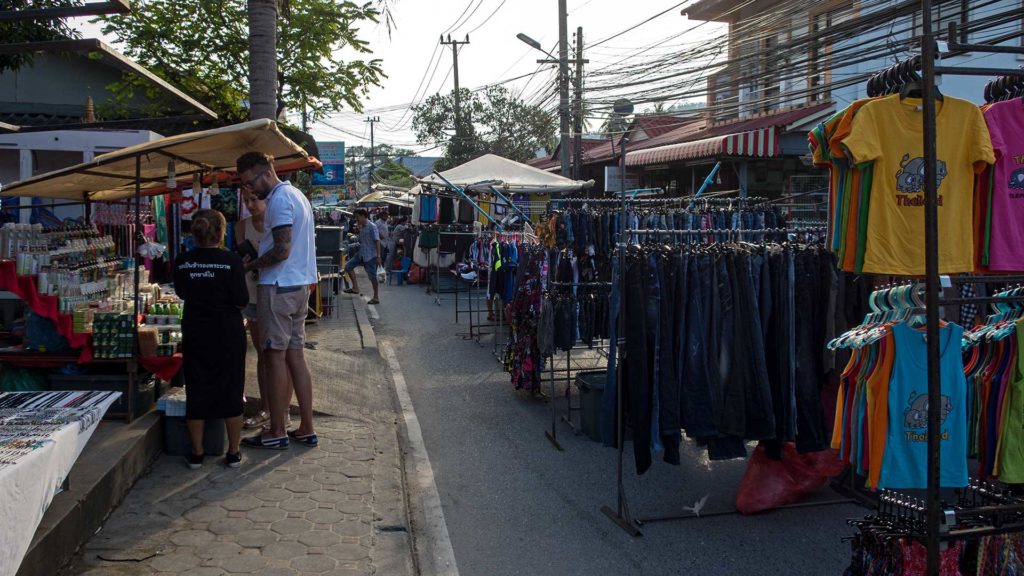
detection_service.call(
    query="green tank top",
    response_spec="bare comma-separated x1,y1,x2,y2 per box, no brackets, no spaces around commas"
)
995,320,1024,483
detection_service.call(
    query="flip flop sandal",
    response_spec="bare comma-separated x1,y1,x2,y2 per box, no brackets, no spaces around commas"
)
243,411,270,430
343,288,360,295
367,299,380,305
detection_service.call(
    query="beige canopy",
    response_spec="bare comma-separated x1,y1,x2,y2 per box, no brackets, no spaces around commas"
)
0,119,315,202
419,153,594,194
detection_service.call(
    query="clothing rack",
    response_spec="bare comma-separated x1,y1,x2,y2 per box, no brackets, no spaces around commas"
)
542,280,612,451
878,13,1024,573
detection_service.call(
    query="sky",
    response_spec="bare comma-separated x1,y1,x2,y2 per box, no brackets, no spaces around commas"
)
72,0,725,154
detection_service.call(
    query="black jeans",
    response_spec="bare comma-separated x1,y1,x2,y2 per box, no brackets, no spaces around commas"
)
623,254,653,474
658,254,681,465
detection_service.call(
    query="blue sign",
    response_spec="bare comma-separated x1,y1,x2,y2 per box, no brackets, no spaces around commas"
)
312,163,345,186
312,141,345,186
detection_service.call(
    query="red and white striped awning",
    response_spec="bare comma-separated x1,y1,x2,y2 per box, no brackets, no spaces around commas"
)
626,127,779,167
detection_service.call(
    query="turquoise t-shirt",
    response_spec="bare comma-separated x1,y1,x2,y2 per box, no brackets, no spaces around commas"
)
880,322,968,489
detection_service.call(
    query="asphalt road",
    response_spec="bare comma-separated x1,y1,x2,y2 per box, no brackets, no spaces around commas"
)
371,280,862,576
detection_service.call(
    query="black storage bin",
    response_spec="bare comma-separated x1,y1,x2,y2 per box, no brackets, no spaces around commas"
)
49,370,156,418
163,416,228,456
576,370,607,442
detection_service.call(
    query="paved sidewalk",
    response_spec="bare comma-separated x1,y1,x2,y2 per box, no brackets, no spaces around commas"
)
64,295,414,576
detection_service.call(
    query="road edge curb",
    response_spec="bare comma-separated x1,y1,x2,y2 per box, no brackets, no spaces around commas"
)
380,341,460,576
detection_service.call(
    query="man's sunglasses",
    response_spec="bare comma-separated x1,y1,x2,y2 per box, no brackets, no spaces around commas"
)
240,170,267,189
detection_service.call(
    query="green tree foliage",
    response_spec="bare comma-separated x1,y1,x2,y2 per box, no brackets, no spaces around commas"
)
346,144,416,188
0,0,81,74
412,86,555,171
97,0,385,123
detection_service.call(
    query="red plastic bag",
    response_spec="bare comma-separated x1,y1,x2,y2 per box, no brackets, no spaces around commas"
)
735,443,845,515
408,263,424,284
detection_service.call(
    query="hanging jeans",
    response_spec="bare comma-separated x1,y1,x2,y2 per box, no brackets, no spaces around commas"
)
794,250,829,453
623,254,652,474
646,254,663,458
658,254,681,465
681,254,717,438
601,252,621,447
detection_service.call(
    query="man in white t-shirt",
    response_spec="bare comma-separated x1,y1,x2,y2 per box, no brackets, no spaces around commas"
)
235,151,318,450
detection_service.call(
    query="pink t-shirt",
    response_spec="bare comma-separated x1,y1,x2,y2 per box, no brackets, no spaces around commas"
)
984,99,1024,271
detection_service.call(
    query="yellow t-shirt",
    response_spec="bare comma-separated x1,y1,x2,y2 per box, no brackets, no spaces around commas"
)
842,95,995,275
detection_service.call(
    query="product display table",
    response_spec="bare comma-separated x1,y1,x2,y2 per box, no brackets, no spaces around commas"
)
0,390,119,575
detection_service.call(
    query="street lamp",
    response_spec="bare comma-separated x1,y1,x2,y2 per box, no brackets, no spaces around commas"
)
517,28,571,177
515,33,545,54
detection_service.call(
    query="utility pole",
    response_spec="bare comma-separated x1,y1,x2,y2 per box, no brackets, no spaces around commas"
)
557,0,570,177
440,34,471,148
365,116,380,193
573,26,584,181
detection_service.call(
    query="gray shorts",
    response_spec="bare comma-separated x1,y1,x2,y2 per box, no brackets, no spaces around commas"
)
257,285,309,350
242,303,258,321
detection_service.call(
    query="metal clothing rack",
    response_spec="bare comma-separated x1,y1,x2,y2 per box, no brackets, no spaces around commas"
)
881,11,1024,573
541,280,612,451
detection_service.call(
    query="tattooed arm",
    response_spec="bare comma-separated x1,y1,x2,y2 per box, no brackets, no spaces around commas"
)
245,225,291,271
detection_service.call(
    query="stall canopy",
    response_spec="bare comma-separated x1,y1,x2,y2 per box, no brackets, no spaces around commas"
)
354,190,414,208
0,119,317,202
419,153,594,193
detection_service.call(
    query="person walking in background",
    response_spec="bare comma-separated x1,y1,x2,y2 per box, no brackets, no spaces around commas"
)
236,189,275,432
375,212,391,268
236,152,319,450
389,216,408,268
174,209,249,469
343,208,381,305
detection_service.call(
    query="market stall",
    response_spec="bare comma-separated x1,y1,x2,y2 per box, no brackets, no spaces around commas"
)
0,390,120,575
0,119,318,421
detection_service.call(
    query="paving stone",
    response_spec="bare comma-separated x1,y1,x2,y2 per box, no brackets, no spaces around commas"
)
184,568,228,576
221,496,263,512
297,530,342,547
234,530,279,549
151,552,202,572
283,479,320,493
290,555,338,573
270,517,312,535
209,517,255,536
261,471,297,485
334,500,370,515
253,488,292,503
326,542,370,561
185,506,229,523
221,554,267,573
196,541,245,560
320,442,348,454
246,507,287,523
304,508,344,524
279,497,317,513
253,568,298,576
296,449,327,460
338,463,372,478
260,541,306,560
309,490,347,504
336,481,371,495
312,471,349,485
331,521,371,538
344,437,373,449
315,457,346,468
345,451,375,462
170,529,216,547
290,464,325,476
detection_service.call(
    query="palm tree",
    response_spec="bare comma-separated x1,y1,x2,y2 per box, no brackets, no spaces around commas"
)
248,0,278,120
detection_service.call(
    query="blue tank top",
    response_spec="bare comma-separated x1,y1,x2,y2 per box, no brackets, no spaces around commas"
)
880,322,968,489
